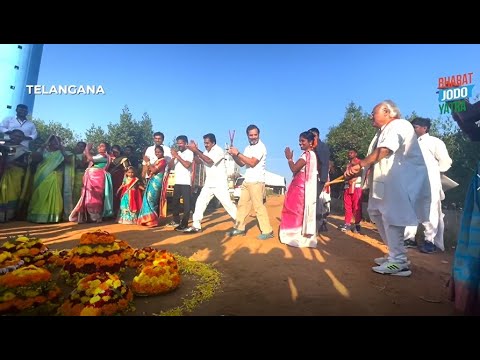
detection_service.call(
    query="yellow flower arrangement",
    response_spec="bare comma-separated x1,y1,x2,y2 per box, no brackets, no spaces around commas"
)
0,234,52,267
0,250,24,274
131,251,180,296
0,265,61,315
127,247,157,268
58,272,134,316
115,240,134,263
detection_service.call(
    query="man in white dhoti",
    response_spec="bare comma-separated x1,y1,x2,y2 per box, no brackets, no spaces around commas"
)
345,100,431,276
404,117,453,253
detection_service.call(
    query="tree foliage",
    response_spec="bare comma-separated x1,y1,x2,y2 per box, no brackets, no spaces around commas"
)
31,118,80,150
31,105,153,157
84,124,108,148
107,106,153,153
325,102,376,172
84,105,153,154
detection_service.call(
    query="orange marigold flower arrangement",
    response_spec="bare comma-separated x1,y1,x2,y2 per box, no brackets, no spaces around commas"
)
0,234,52,267
131,250,181,296
61,231,131,285
0,250,24,275
79,230,116,245
127,247,157,268
57,272,134,316
0,265,61,315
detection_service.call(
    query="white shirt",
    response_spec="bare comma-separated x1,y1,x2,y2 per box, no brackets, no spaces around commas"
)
243,139,267,183
174,149,194,185
417,133,452,201
201,144,228,188
365,119,431,226
143,144,172,178
0,116,38,148
417,133,452,173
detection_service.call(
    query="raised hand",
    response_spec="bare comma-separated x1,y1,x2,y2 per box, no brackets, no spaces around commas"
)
228,146,239,156
188,140,198,153
284,146,293,160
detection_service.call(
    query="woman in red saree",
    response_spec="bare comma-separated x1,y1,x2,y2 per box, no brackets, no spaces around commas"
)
279,131,318,248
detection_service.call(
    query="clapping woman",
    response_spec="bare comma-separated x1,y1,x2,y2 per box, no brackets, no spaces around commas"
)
279,131,318,248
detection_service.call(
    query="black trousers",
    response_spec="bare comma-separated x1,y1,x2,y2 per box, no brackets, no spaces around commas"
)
315,179,325,231
172,184,192,227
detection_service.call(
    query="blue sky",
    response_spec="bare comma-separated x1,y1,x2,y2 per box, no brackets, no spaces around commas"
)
32,44,480,180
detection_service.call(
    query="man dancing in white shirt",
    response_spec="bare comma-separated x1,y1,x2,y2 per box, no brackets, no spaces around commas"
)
183,133,237,233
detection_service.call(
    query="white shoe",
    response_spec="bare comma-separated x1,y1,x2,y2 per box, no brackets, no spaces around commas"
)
374,256,411,266
372,261,412,277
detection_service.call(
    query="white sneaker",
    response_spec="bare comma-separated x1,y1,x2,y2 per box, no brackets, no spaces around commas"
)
372,261,412,277
374,256,411,266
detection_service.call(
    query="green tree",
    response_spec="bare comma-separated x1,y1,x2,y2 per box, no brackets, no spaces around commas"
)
84,124,108,148
325,102,376,172
31,118,80,150
106,106,153,153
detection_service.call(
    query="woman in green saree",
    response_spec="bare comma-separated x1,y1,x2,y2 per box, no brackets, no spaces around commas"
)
27,135,68,223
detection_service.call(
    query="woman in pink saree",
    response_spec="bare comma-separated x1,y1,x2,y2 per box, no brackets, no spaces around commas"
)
69,142,114,223
279,131,318,248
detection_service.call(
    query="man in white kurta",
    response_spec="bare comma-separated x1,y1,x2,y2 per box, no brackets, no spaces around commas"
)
183,133,237,233
406,117,453,253
346,100,431,277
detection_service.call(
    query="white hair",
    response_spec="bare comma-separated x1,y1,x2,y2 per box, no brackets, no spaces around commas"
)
379,100,401,119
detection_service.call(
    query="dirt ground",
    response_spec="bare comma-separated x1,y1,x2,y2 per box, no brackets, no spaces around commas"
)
1,195,458,316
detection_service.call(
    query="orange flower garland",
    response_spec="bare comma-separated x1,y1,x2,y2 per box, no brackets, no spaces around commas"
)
0,265,61,315
0,234,52,267
58,272,134,316
131,251,181,296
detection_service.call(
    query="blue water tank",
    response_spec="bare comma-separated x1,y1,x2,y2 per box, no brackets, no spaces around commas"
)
0,44,44,121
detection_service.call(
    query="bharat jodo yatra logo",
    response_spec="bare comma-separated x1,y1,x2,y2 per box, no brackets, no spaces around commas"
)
437,72,474,114
26,84,105,95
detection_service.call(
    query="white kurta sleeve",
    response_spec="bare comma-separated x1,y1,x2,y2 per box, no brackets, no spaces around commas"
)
434,138,452,172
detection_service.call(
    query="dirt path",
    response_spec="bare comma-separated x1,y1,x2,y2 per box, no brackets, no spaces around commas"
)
2,195,457,316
